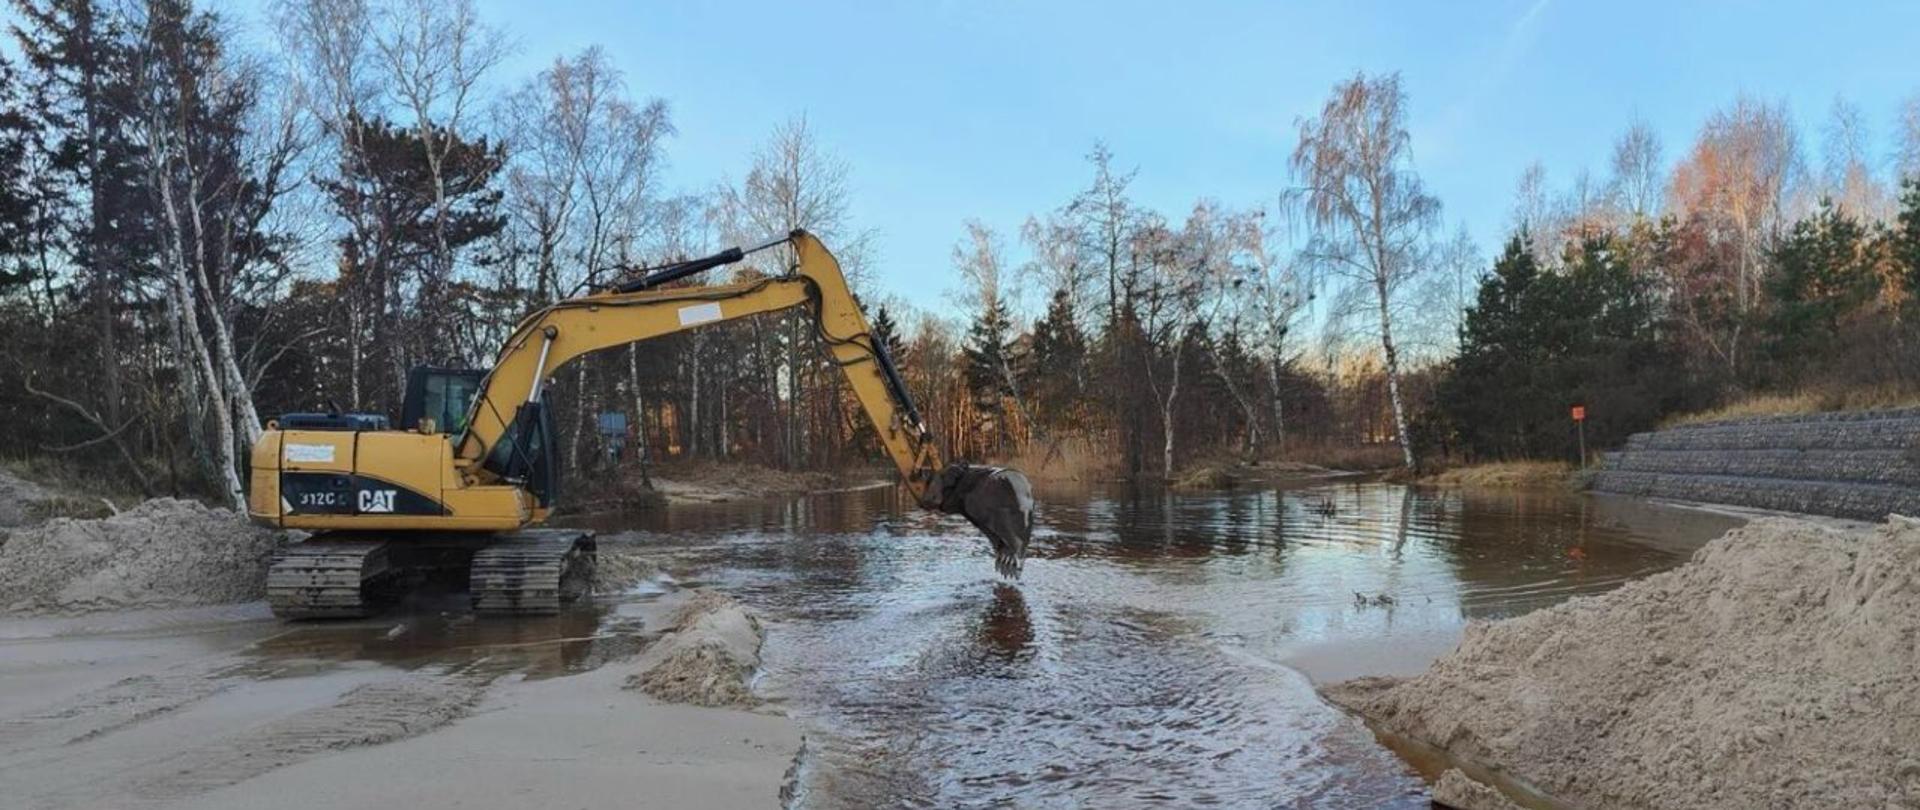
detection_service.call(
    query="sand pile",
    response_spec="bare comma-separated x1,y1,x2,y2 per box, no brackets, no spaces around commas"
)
0,498,287,614
1326,516,1920,809
1431,769,1523,810
627,589,766,707
0,468,54,529
590,548,660,593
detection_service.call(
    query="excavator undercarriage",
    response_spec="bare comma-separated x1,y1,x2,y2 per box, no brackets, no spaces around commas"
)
266,530,594,619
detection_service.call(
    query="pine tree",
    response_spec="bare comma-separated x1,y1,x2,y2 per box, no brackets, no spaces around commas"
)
962,297,1014,453
1024,287,1086,429
1765,198,1878,367
1894,178,1920,299
12,0,157,426
871,304,908,370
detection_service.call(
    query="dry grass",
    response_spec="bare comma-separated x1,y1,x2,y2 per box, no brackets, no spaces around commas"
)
1662,385,1920,428
0,457,149,510
1284,441,1406,473
999,433,1119,483
1421,460,1575,490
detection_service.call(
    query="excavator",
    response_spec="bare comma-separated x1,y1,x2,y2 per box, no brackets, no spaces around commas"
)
248,230,1033,619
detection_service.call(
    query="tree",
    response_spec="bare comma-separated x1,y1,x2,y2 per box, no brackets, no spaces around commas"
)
131,0,303,505
1896,179,1920,298
1024,288,1086,432
1292,72,1438,470
1764,198,1879,374
1609,118,1663,221
1667,95,1802,319
712,115,868,468
1440,233,1679,461
13,0,157,430
1819,97,1888,221
317,115,505,410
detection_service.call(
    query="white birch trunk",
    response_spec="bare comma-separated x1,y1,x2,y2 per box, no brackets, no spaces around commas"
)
1374,277,1416,470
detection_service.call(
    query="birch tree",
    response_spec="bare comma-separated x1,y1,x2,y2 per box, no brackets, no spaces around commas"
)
1292,72,1438,470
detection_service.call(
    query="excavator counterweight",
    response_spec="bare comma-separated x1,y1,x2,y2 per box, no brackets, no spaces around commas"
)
250,230,1032,619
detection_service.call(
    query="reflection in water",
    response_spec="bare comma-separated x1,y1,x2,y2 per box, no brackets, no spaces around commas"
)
246,600,647,682
586,479,1739,808
976,584,1034,661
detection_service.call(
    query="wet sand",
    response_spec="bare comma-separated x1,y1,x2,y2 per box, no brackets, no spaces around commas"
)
0,592,800,810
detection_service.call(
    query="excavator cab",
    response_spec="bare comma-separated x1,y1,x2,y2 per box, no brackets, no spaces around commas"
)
482,402,558,508
400,366,484,434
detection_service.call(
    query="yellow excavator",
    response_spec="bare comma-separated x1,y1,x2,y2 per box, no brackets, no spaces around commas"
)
248,230,1033,619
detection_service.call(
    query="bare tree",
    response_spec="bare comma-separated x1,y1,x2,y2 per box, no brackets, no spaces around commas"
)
1820,96,1889,221
1667,94,1802,316
370,0,502,275
1068,142,1137,321
711,115,869,468
1609,118,1664,220
498,48,672,471
1292,72,1439,470
276,0,379,406
1235,205,1314,450
1897,91,1920,183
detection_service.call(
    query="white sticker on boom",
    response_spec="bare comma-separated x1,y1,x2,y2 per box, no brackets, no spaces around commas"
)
678,302,723,327
285,443,336,464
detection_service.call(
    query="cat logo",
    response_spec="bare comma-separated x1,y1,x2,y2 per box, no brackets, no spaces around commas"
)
359,489,397,513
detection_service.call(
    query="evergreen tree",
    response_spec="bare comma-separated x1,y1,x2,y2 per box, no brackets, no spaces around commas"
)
1764,198,1878,370
963,296,1014,452
1024,287,1086,429
1894,178,1920,299
1439,232,1677,460
870,304,907,369
12,0,158,425
0,52,37,294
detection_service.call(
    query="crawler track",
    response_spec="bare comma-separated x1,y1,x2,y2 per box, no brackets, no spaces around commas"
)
470,530,595,615
266,538,393,619
267,530,595,619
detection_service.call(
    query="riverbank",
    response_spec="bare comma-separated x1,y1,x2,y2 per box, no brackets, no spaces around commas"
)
1419,460,1575,490
1323,515,1920,809
0,571,801,810
0,471,801,809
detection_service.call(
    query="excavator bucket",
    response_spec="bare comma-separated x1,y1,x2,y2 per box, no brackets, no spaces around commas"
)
922,463,1035,578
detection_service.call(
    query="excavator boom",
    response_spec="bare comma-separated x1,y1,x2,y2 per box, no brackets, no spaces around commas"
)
455,230,941,497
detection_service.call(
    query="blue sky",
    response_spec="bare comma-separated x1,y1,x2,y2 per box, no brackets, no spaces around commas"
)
453,0,1917,312
22,1,1920,313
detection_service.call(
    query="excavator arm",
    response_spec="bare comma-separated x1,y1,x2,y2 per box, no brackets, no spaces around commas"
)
455,230,937,492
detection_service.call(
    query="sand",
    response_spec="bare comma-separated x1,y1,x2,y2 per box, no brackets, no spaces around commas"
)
0,499,287,614
628,589,767,708
1326,515,1920,809
0,579,799,810
0,468,54,529
591,546,663,592
1432,769,1525,810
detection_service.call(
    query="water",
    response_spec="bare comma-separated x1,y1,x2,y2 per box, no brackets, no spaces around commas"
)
573,479,1743,808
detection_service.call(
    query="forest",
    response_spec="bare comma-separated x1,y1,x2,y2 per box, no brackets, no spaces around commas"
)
3,0,1920,507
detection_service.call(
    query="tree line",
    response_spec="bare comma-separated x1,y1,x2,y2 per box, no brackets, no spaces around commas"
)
3,0,1919,508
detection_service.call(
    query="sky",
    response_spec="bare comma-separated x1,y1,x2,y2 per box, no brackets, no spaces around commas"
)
18,1,1920,316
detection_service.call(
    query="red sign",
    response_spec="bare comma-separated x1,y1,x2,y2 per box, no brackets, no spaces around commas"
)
1571,405,1587,422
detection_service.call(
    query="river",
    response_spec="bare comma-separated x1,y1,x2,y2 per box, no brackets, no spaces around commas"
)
575,477,1743,808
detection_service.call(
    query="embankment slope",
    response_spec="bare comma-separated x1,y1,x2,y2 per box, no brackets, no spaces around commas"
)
1592,408,1920,519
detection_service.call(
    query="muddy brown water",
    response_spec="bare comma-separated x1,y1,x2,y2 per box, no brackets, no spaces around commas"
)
0,479,1741,809
571,479,1742,808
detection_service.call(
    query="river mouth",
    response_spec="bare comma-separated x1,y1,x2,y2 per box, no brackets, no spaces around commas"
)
568,479,1741,808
